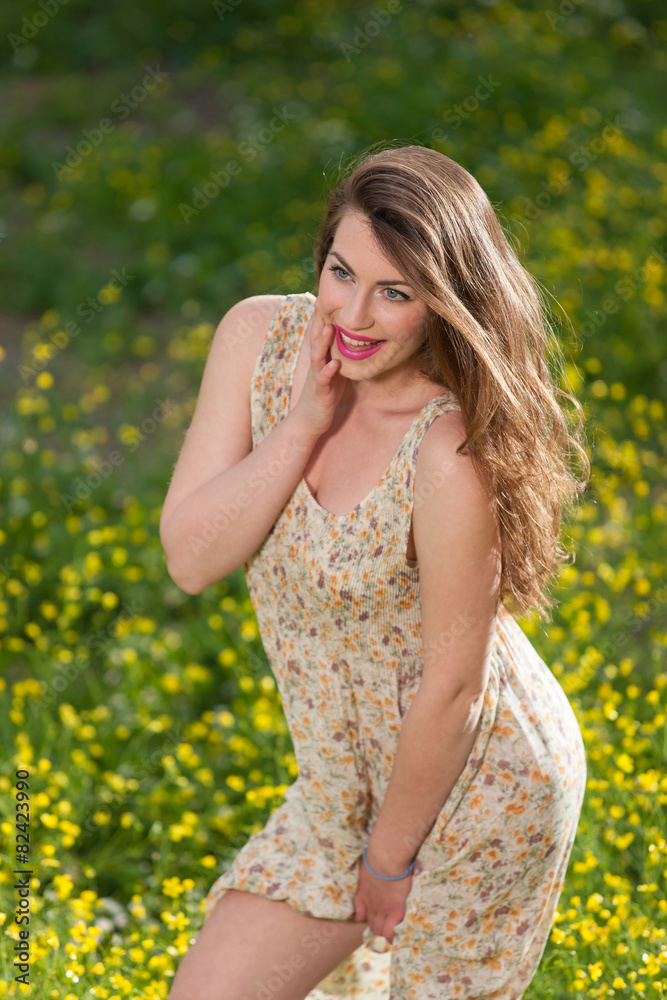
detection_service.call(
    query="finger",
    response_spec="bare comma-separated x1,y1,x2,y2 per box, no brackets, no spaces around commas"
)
317,322,332,346
319,359,338,381
314,327,334,366
311,323,331,354
353,891,366,922
315,361,334,385
309,306,326,339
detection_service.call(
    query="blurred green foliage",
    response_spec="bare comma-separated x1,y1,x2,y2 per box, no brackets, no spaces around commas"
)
0,1,666,997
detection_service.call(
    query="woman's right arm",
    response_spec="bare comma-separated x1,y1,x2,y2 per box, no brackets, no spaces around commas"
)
159,294,343,594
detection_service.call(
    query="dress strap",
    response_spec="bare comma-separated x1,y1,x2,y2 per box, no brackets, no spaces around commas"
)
249,291,316,446
405,392,462,478
386,392,463,565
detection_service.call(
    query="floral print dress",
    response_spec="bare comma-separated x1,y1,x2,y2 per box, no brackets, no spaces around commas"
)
203,292,587,999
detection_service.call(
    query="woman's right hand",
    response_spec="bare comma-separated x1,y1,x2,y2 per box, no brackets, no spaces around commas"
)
291,298,347,437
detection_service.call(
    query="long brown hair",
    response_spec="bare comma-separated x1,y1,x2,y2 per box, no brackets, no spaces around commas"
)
311,141,591,623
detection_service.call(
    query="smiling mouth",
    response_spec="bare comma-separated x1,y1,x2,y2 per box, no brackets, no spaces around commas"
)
336,326,386,348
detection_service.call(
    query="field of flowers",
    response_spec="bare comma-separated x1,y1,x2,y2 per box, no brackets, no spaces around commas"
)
1,1,666,997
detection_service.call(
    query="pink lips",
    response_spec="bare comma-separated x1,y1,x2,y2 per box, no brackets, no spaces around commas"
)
336,325,382,343
334,325,386,360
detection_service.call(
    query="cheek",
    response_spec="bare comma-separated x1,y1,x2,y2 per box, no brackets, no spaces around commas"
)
395,326,428,355
394,315,427,347
407,315,429,345
316,279,335,314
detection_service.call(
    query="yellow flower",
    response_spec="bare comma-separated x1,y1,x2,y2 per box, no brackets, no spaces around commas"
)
588,960,604,981
162,674,181,694
52,874,74,900
640,953,661,976
168,824,188,842
162,877,185,899
128,898,146,920
160,910,190,931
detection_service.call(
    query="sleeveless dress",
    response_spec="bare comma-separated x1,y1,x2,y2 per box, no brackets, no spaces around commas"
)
203,292,587,1000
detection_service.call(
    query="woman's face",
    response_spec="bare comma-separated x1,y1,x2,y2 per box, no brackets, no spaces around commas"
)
317,209,430,386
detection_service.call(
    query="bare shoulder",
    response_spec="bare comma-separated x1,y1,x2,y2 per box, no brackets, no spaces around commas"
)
413,403,502,580
415,405,493,508
216,293,288,373
158,293,288,534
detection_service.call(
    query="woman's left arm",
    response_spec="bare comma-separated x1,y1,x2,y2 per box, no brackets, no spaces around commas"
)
366,412,503,876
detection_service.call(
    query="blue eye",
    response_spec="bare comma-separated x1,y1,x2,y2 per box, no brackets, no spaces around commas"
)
327,264,409,301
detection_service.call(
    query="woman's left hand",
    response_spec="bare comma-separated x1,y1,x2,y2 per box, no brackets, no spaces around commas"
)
353,847,413,944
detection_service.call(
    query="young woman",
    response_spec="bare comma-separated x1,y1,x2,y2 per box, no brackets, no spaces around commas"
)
160,143,590,1000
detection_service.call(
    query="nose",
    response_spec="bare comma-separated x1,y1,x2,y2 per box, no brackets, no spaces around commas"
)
337,293,374,334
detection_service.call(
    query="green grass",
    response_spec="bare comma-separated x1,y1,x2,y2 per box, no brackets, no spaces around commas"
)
0,1,666,996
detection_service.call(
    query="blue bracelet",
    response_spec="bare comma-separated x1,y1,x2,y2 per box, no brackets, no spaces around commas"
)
362,844,416,881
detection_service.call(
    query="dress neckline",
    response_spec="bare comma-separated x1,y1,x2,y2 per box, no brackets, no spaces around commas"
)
284,295,456,520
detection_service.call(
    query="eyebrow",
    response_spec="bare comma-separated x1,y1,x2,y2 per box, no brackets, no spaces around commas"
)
329,250,412,287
